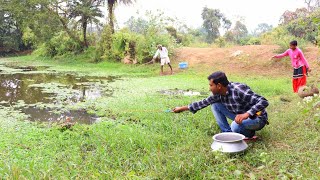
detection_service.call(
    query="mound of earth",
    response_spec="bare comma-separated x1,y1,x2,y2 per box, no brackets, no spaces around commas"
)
174,45,319,77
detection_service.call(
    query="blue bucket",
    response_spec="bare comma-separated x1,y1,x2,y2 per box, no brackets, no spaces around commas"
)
179,62,188,69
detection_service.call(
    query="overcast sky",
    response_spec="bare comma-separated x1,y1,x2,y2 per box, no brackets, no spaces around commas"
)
113,0,306,32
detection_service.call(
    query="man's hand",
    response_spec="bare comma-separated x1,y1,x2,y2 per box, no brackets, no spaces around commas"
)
172,106,189,113
235,112,250,124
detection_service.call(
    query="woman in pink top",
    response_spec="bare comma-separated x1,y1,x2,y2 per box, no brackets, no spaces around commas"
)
272,40,311,93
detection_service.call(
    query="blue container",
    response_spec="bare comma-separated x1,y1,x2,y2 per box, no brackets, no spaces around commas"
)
179,62,188,69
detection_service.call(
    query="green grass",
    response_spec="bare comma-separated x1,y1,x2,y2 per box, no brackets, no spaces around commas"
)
3,54,159,77
0,55,319,179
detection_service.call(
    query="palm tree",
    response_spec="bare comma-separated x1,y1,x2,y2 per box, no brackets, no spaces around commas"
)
69,0,104,47
107,0,134,34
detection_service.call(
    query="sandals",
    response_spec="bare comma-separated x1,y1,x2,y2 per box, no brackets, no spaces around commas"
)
244,135,259,142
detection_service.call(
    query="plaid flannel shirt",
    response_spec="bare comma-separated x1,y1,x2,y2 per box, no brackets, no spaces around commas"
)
188,82,269,120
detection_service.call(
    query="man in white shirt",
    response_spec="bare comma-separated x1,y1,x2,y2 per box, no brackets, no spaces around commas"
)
153,44,173,75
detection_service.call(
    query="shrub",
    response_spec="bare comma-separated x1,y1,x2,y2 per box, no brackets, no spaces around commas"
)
22,27,37,49
214,37,226,47
246,37,261,45
238,37,251,46
298,94,320,124
97,27,176,63
260,27,287,45
275,35,307,53
260,27,307,53
33,31,82,57
179,33,193,46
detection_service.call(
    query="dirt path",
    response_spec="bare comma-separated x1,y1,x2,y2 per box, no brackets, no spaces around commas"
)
174,45,319,78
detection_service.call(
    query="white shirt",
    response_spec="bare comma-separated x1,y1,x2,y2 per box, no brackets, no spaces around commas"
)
153,47,169,59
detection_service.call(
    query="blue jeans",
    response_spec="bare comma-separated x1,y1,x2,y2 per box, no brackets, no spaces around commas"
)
211,103,266,138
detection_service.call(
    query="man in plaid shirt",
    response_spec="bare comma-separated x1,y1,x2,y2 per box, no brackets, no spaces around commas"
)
173,71,269,138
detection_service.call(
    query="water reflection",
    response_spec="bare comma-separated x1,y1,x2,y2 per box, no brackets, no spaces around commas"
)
22,107,98,124
0,70,116,124
0,73,114,104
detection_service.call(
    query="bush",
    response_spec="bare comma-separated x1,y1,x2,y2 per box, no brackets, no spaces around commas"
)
260,27,287,45
97,28,135,62
33,31,82,57
298,94,320,124
224,31,235,42
246,37,261,45
260,27,307,53
139,27,176,62
110,30,137,61
179,33,193,46
22,27,36,49
97,27,176,63
223,30,253,46
275,35,307,53
315,34,320,47
238,37,251,46
214,37,226,47
165,26,193,46
95,26,113,62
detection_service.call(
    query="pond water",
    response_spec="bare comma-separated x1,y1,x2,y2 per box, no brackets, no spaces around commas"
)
21,107,99,124
0,64,116,124
0,73,114,104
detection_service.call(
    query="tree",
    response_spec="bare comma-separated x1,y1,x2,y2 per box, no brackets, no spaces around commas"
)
124,10,177,35
304,0,320,12
125,16,149,34
222,18,232,30
68,0,104,47
43,1,87,50
201,7,231,43
253,23,273,36
3,0,105,52
107,0,135,34
278,7,318,42
233,21,248,39
224,30,235,42
287,9,320,42
0,0,48,52
0,5,23,52
1,0,62,49
279,8,309,25
40,0,106,50
124,10,192,45
225,21,248,44
166,26,183,43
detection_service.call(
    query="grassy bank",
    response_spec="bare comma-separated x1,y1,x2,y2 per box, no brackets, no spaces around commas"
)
3,55,160,77
0,55,319,179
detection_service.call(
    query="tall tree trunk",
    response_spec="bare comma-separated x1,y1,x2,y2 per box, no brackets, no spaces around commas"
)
58,16,86,49
46,7,86,50
107,0,115,34
82,17,88,48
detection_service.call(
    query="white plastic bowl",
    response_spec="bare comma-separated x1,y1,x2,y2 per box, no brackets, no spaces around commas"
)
211,132,248,153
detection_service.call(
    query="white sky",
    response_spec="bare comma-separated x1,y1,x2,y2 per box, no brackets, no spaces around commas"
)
114,0,306,32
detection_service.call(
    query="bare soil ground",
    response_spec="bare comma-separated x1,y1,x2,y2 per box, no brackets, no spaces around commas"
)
174,45,319,78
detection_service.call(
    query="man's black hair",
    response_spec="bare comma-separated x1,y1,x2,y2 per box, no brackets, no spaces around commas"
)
290,40,298,46
207,71,229,86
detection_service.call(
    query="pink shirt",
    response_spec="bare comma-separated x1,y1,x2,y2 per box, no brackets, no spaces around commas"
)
275,48,310,68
